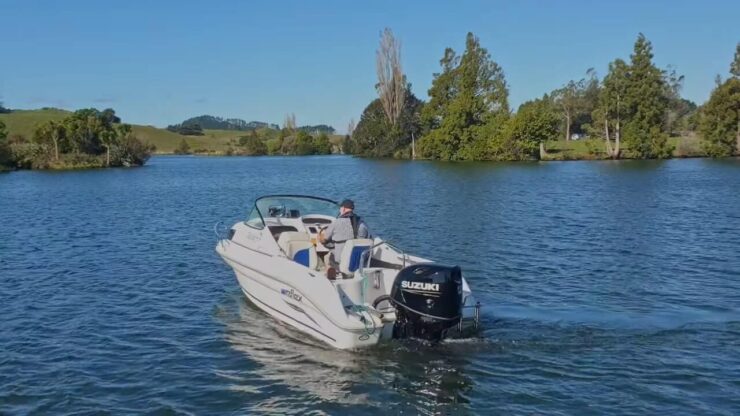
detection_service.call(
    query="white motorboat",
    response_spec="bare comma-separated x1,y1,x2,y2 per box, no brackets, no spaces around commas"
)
215,195,481,349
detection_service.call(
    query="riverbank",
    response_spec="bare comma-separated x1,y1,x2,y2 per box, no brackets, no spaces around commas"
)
0,109,154,171
540,135,706,161
1,109,722,163
152,135,707,159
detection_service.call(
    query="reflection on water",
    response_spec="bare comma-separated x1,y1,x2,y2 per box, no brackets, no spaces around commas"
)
221,294,367,405
217,292,480,414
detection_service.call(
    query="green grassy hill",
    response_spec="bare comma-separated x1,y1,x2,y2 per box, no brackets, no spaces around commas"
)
0,109,345,154
0,109,201,153
0,109,249,153
0,108,72,138
140,127,303,153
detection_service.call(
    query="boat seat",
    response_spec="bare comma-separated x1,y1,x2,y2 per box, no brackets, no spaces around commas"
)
277,232,317,270
268,225,298,241
338,239,374,277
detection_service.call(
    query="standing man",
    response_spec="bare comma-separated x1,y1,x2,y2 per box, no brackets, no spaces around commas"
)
319,199,369,273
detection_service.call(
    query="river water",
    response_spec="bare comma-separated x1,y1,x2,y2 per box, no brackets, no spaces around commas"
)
1,156,739,415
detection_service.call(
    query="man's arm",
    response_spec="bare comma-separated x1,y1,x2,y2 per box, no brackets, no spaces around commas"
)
320,223,334,243
358,221,369,239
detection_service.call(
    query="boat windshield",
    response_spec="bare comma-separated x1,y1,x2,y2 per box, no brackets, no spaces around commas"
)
247,195,339,227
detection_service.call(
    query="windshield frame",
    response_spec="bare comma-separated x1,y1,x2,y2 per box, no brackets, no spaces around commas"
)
246,195,339,228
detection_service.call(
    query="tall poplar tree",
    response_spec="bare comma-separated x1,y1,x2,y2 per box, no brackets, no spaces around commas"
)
376,28,406,127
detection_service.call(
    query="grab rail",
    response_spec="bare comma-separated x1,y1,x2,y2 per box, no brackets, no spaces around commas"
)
214,221,228,247
357,239,401,276
367,239,410,268
356,239,414,293
379,240,410,268
457,298,481,332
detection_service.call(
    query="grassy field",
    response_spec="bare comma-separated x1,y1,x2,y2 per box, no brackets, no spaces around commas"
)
0,109,345,154
0,109,242,153
134,126,237,153
541,135,704,160
0,109,72,138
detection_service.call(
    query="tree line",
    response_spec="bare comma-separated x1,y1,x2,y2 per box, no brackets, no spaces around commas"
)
173,113,333,156
167,114,335,137
0,108,154,170
169,115,280,132
167,123,205,136
348,30,740,161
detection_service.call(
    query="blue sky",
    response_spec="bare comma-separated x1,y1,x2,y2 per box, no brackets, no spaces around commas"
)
1,0,738,132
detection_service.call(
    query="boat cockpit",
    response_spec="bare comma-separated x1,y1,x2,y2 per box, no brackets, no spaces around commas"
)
245,195,385,277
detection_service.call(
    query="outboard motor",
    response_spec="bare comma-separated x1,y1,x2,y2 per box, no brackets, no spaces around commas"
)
389,264,463,340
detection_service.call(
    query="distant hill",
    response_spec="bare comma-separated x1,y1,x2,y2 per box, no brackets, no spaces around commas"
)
176,115,280,131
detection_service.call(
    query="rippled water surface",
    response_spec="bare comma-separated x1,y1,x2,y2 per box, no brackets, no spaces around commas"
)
2,156,740,415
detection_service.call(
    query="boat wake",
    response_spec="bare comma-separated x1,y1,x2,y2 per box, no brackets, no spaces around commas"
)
489,302,740,331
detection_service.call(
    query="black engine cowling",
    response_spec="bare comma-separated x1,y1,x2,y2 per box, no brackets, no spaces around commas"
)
389,264,463,340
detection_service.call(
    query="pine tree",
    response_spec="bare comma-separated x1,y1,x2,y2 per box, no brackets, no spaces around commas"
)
701,43,740,157
419,33,509,160
730,43,740,78
700,79,740,156
622,34,672,159
420,48,459,159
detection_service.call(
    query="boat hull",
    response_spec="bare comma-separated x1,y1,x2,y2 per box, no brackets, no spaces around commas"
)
218,241,391,349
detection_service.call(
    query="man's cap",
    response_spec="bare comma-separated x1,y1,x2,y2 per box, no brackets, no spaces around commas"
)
340,199,355,209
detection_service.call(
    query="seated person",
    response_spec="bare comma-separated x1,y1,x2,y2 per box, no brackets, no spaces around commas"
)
319,199,369,274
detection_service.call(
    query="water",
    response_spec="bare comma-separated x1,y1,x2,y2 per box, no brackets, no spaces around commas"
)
1,156,739,415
